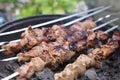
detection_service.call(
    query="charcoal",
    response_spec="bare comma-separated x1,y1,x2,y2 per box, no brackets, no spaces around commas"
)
34,68,54,80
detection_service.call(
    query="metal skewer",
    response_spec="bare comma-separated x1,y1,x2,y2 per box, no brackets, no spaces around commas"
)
95,12,120,23
95,14,111,23
0,13,113,46
0,6,104,36
104,25,118,33
0,49,5,52
64,6,111,27
0,39,20,46
0,20,119,61
92,18,119,31
1,7,103,30
1,72,19,80
0,56,18,61
0,39,21,52
1,25,118,80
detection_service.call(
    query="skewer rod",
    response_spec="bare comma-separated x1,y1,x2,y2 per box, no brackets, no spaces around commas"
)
32,6,103,29
0,39,20,46
64,6,111,26
104,25,118,33
95,14,111,23
0,18,118,53
0,13,111,46
0,7,103,36
92,18,119,31
0,49,5,52
1,56,18,61
1,72,19,80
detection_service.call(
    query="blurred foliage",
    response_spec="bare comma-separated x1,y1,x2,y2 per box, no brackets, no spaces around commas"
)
0,0,82,18
17,0,79,18
0,0,17,3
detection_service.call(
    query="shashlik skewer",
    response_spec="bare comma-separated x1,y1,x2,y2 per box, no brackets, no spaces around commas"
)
1,26,117,80
1,19,96,55
1,18,118,55
54,31,120,80
0,6,103,35
17,29,110,62
0,18,118,62
0,14,108,52
0,13,113,47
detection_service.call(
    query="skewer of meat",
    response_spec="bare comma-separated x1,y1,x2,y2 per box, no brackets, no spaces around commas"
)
1,18,118,62
0,25,107,62
2,19,96,55
1,26,118,80
54,31,120,80
0,6,112,55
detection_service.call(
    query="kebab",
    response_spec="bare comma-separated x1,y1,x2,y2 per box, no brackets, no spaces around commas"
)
1,18,118,62
2,19,96,55
1,26,117,80
1,23,109,62
17,29,108,63
54,31,120,80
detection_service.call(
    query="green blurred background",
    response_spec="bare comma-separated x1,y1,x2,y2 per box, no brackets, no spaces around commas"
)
0,0,84,18
0,0,119,25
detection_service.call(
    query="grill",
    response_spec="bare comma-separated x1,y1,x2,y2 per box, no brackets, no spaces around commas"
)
0,6,120,80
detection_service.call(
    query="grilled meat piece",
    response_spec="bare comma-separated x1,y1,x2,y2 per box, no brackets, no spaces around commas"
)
70,19,96,32
16,57,46,80
54,54,95,80
112,31,120,41
96,30,108,40
47,25,69,40
87,30,108,46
